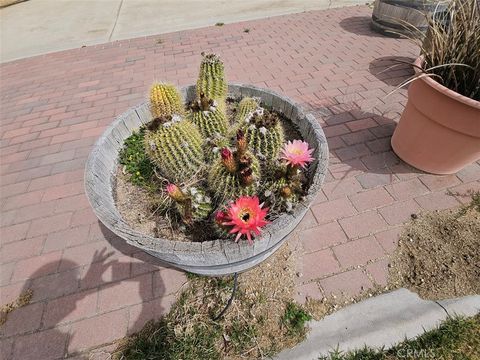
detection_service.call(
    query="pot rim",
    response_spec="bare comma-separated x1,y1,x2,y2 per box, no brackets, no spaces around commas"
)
414,56,480,110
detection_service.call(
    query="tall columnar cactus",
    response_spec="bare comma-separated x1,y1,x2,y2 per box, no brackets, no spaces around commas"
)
196,53,227,101
189,93,228,139
166,184,212,224
144,116,205,183
207,131,260,201
235,97,260,124
149,83,185,119
241,109,285,163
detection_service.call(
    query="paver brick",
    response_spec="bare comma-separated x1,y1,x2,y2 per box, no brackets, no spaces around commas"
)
378,199,422,225
320,269,372,297
68,309,128,353
386,178,429,201
366,258,389,286
375,227,403,254
321,177,363,200
299,249,340,282
127,295,176,334
27,213,72,238
456,162,480,183
43,290,98,327
97,273,153,313
0,222,30,244
12,327,68,360
300,221,347,253
333,236,385,268
0,236,44,263
294,281,323,304
356,169,397,189
349,187,395,212
311,197,357,224
338,211,387,238
415,190,461,211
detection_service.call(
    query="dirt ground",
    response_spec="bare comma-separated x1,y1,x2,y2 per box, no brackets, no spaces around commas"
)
388,201,480,300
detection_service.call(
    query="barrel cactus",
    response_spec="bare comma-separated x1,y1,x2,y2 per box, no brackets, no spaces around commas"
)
207,131,260,201
196,52,227,101
166,184,212,224
263,176,302,212
149,83,184,118
241,108,285,163
235,97,260,124
189,93,228,139
144,116,205,183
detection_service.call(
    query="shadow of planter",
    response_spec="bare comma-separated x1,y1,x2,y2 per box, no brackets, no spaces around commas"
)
369,56,415,87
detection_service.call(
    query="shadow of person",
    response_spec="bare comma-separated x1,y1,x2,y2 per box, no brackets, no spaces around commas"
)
369,56,416,87
4,248,166,360
339,16,387,38
98,221,173,270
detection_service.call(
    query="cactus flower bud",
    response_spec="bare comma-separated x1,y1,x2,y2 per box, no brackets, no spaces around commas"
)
221,148,237,173
236,129,248,155
166,183,188,202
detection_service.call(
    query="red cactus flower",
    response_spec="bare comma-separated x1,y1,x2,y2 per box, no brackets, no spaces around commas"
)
281,140,314,168
222,196,269,245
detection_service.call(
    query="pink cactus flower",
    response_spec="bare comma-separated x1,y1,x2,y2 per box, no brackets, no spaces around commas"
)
221,196,269,245
280,140,314,168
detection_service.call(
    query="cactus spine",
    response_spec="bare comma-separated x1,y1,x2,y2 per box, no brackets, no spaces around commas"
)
167,184,212,224
149,83,184,118
196,53,227,101
189,93,228,139
144,116,205,183
207,131,260,201
235,97,260,123
242,109,285,163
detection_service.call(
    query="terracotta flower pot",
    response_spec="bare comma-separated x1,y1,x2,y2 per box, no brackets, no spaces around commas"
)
391,57,480,174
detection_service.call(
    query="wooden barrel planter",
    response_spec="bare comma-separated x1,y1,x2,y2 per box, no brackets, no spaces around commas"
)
371,0,448,37
84,84,329,276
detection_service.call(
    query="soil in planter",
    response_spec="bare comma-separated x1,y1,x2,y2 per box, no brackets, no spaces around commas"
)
114,99,305,243
388,193,480,300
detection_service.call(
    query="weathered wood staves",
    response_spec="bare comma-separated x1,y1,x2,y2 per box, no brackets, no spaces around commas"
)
84,84,329,275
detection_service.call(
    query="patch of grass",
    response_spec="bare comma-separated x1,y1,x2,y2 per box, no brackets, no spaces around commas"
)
118,129,156,189
282,301,312,336
319,313,480,359
113,244,309,360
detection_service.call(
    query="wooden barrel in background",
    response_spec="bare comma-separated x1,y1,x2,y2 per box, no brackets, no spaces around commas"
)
371,0,449,37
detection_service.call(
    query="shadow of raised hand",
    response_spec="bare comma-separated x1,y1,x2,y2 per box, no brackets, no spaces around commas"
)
82,248,118,287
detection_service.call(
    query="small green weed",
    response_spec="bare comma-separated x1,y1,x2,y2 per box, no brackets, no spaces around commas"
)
282,301,312,335
215,22,224,26
118,129,156,189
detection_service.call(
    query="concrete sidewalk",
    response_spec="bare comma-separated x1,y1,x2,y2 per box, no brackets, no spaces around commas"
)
0,0,365,63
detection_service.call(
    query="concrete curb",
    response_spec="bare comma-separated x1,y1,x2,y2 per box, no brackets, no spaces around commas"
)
276,288,480,360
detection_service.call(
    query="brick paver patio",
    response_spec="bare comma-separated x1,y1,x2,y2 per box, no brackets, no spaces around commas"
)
1,5,479,359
